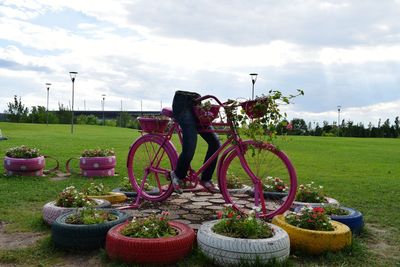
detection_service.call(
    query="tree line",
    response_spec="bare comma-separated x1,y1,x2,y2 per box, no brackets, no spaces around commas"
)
4,95,400,138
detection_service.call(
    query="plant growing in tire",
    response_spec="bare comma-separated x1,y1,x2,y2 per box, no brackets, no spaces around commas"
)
4,145,45,176
80,148,116,177
284,181,340,210
83,182,127,204
197,205,290,265
272,205,352,254
106,211,196,265
42,185,111,225
316,204,364,235
52,207,129,250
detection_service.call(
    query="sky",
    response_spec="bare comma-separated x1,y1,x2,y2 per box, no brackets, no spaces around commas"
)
1,0,400,126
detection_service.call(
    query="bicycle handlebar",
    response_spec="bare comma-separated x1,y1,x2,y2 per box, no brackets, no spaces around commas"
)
194,95,225,106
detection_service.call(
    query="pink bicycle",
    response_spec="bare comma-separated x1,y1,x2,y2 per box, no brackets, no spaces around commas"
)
126,95,297,219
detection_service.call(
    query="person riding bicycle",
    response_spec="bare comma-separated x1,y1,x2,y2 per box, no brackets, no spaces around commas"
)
170,90,221,194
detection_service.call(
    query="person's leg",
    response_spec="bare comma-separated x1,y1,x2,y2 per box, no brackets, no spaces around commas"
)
199,130,221,181
174,109,198,180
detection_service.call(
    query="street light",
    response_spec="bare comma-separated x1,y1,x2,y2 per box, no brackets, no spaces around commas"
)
249,73,258,100
102,94,106,126
45,83,51,126
69,71,78,134
337,105,341,136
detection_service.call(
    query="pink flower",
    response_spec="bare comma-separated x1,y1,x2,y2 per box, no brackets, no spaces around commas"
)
286,123,293,130
216,211,223,219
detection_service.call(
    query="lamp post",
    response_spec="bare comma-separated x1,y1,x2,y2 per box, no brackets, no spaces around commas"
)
102,94,106,126
45,83,51,126
69,71,78,134
249,73,258,100
337,105,341,136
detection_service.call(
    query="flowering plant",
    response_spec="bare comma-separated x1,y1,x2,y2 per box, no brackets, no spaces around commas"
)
295,182,326,203
213,206,273,239
121,212,176,238
263,176,288,192
323,205,350,216
81,148,115,157
55,186,93,208
83,182,110,196
65,207,118,225
285,206,334,231
226,172,243,189
5,145,42,158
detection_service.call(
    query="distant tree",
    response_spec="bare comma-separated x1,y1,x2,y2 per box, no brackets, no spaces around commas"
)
5,95,29,122
395,116,399,136
56,103,71,124
289,118,308,135
117,112,133,128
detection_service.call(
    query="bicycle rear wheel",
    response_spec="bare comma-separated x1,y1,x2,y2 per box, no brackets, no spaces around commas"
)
127,134,178,201
218,141,297,219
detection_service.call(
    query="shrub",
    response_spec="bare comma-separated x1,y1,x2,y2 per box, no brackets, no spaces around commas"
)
295,182,326,203
83,182,110,196
5,145,41,158
55,186,92,208
65,208,118,224
285,206,334,231
121,212,176,238
81,148,115,157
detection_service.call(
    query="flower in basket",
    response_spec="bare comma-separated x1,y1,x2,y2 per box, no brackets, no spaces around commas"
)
285,205,334,231
65,207,118,225
55,186,92,208
81,148,115,157
295,181,326,203
213,205,273,239
5,145,41,158
83,182,110,196
226,172,243,189
120,211,176,238
263,176,288,192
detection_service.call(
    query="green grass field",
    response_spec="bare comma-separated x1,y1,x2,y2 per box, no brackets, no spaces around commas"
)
0,122,399,266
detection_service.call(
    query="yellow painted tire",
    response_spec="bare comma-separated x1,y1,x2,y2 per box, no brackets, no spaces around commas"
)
272,215,351,255
88,192,127,204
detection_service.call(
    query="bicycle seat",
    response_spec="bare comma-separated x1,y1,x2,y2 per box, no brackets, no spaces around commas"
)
161,107,173,118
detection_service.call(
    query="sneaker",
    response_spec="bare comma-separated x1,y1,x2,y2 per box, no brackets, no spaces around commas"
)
170,171,183,194
200,180,220,193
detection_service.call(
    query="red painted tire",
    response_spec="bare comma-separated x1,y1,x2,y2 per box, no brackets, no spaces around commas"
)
4,156,45,171
82,168,115,177
80,156,116,170
106,221,195,265
6,169,43,176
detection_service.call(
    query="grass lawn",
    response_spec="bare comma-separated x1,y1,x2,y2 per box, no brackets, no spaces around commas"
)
0,122,399,266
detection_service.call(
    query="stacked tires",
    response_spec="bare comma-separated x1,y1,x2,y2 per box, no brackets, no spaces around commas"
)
4,156,45,176
80,156,116,177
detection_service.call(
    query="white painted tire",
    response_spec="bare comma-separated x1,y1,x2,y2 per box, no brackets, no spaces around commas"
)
283,196,340,211
42,199,111,225
197,220,290,265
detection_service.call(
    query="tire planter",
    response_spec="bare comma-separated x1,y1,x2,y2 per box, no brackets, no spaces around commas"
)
283,196,340,210
197,220,290,265
80,156,116,177
112,188,137,198
4,156,45,176
293,206,364,235
42,199,111,225
87,192,127,204
106,221,195,265
52,209,130,250
272,214,351,255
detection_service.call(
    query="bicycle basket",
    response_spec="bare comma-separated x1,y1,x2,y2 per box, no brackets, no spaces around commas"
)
240,98,269,119
193,105,220,126
138,117,170,133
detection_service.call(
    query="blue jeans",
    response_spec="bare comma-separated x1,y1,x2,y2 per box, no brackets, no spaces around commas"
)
172,91,221,181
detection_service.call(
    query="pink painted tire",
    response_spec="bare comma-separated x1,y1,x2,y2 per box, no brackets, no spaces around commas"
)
82,168,115,177
42,199,111,225
106,221,195,265
6,169,44,177
80,156,116,170
4,156,45,172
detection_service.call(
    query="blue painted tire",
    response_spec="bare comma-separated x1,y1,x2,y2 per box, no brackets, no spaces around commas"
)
330,207,364,235
294,206,363,235
52,209,130,250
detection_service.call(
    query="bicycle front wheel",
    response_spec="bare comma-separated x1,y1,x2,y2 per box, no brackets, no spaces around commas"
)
127,134,178,201
218,141,297,219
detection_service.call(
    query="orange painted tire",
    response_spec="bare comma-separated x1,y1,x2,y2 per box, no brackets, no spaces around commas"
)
106,221,195,265
87,192,127,204
272,214,351,255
